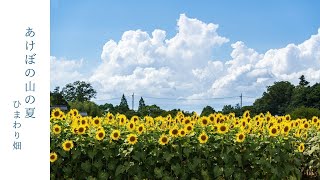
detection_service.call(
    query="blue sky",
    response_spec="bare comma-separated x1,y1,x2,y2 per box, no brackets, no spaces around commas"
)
50,0,320,113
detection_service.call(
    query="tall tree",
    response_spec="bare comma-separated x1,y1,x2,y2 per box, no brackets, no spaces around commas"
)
253,81,295,115
61,81,97,102
299,75,309,86
200,105,215,116
138,97,146,112
116,94,129,114
50,86,68,106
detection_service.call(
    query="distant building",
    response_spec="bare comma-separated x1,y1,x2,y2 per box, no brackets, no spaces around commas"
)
50,105,68,111
79,111,88,117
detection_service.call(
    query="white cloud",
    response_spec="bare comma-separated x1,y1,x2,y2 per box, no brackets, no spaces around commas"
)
90,14,229,101
50,56,85,89
52,14,320,111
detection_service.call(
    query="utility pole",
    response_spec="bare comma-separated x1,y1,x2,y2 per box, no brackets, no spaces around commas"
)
132,93,134,110
240,93,243,109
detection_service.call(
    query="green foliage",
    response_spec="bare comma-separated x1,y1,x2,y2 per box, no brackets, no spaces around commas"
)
201,105,215,117
289,106,320,120
253,81,295,115
50,86,68,107
62,81,97,102
69,101,103,117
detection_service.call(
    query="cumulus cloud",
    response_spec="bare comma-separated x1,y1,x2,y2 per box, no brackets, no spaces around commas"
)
50,56,85,89
90,14,229,101
52,14,320,111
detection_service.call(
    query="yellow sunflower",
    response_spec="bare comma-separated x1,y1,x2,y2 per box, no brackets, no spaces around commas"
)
179,129,186,137
62,140,74,151
217,124,229,134
169,126,179,138
136,124,145,134
50,152,58,163
110,130,121,141
236,132,246,143
126,121,136,132
268,126,279,137
127,134,138,145
184,124,194,133
298,143,305,152
92,117,101,127
52,124,61,135
131,116,139,123
51,108,62,119
198,132,209,144
199,116,210,127
77,125,86,135
95,129,106,141
158,134,169,145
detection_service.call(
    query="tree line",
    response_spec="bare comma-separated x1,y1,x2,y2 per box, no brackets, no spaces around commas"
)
50,75,320,119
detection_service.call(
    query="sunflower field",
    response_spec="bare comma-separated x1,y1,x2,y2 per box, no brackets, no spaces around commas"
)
50,108,320,179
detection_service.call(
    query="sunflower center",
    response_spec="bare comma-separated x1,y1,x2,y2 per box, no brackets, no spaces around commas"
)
55,127,60,132
66,143,71,148
187,126,192,131
210,117,214,121
172,129,178,135
114,133,119,138
54,111,60,117
79,127,84,133
109,116,112,120
201,135,207,141
130,124,133,128
304,124,308,128
185,120,190,124
271,128,277,134
134,118,137,122
239,134,244,140
139,127,143,131
203,119,208,125
284,126,289,132
162,137,168,143
130,136,136,142
50,155,55,159
220,126,226,131
180,131,185,135
94,120,99,124
99,132,104,138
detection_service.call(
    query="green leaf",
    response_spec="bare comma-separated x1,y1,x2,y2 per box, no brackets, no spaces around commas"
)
115,164,125,176
213,165,222,178
98,172,108,179
224,166,234,177
154,167,164,178
71,149,81,160
201,169,210,180
93,160,103,169
81,161,91,173
183,147,191,158
88,149,97,159
63,166,72,175
164,151,174,162
235,154,242,167
171,163,181,176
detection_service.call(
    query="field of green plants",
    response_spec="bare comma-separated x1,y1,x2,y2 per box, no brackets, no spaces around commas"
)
50,108,320,179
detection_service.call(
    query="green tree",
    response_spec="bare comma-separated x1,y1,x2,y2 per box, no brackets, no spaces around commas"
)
253,81,295,115
61,81,97,102
115,94,130,114
299,75,309,86
138,97,146,113
289,106,320,120
69,101,103,117
200,105,215,116
50,86,68,106
99,103,115,114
